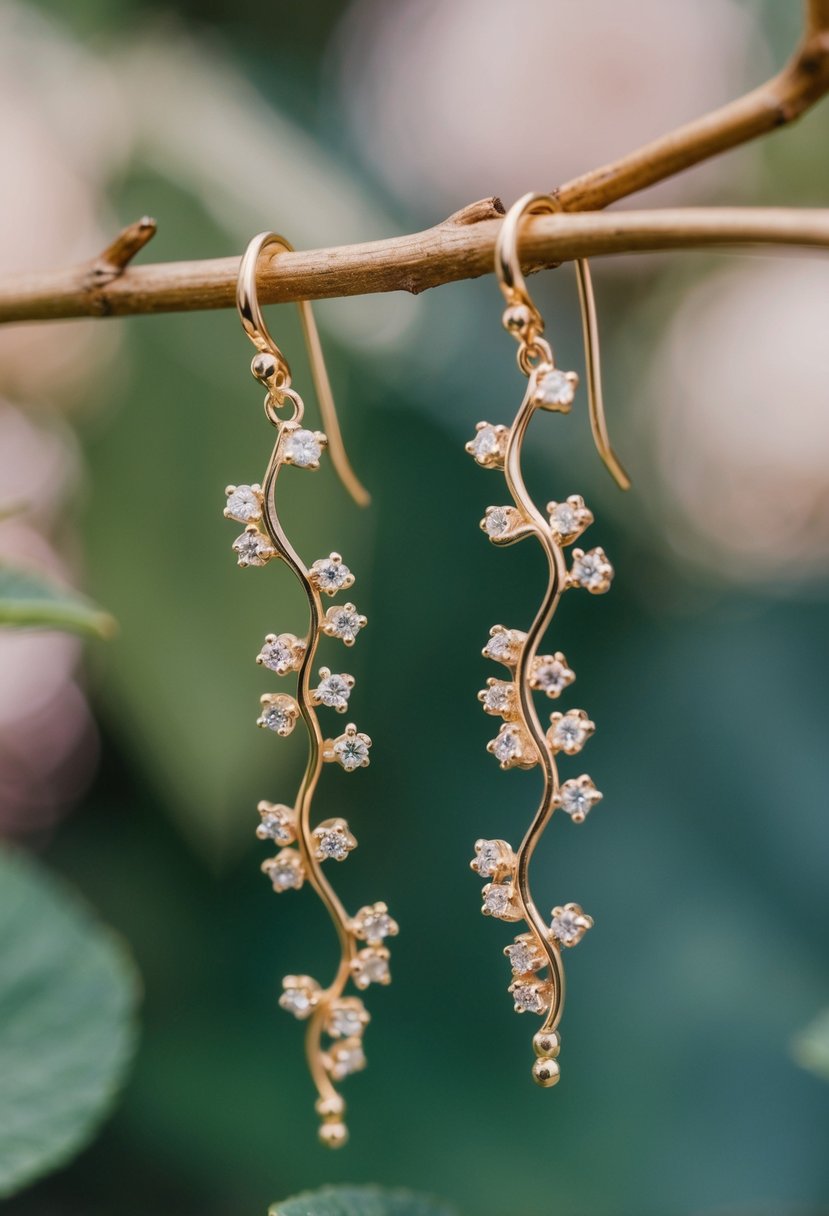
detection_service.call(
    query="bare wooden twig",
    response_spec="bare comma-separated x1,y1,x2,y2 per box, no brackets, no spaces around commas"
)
0,2,827,325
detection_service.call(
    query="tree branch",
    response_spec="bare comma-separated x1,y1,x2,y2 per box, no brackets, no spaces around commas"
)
0,3,827,326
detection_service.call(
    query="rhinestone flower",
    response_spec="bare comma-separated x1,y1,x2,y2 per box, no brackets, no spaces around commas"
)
481,882,522,921
504,933,547,974
351,902,399,946
550,902,594,947
351,946,391,989
481,505,524,542
478,678,516,718
487,722,537,770
465,421,509,468
470,838,515,881
532,367,578,412
324,722,372,771
322,603,367,646
570,546,614,594
224,483,263,523
256,693,300,737
232,526,276,568
312,817,357,862
281,426,327,469
310,667,354,713
279,974,321,1019
546,495,594,545
255,801,296,845
509,978,553,1015
557,775,603,822
547,709,595,756
324,1037,367,1080
261,848,305,892
483,625,526,667
326,997,370,1039
309,552,354,596
256,632,306,676
530,652,575,699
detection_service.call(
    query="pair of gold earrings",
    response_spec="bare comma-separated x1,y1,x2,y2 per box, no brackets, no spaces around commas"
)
222,194,629,1147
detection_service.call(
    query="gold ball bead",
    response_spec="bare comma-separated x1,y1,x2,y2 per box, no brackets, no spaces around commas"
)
318,1120,349,1148
533,1030,560,1059
503,304,532,334
315,1094,345,1118
532,1057,561,1088
251,351,278,383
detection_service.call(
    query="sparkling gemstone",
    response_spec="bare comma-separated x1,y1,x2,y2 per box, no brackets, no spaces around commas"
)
483,628,524,665
335,735,370,770
510,981,550,1014
256,803,294,844
327,1039,366,1079
537,369,576,408
315,825,354,860
482,682,513,714
326,606,365,644
505,939,543,974
257,635,295,674
493,727,521,763
327,1001,368,1038
353,948,390,988
549,711,593,754
232,529,273,567
531,654,575,698
283,429,323,467
473,426,500,460
258,702,295,734
311,554,352,594
473,840,504,878
550,903,592,946
355,907,398,944
263,852,304,891
484,507,512,537
317,673,352,710
225,484,261,523
571,547,613,593
558,777,602,821
279,979,319,1019
483,884,513,917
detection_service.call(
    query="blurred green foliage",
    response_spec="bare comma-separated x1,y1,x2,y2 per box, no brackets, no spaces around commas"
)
6,1,829,1214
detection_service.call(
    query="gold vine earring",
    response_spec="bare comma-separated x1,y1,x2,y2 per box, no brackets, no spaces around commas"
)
224,232,398,1148
466,193,630,1086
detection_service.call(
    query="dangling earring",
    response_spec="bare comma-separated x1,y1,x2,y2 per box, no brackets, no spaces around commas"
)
225,232,398,1148
466,193,629,1087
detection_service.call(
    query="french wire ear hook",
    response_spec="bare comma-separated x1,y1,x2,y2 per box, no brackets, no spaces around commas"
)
236,231,370,507
495,192,631,492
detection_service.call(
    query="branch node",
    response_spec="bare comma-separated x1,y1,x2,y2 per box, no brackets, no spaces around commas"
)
445,197,505,226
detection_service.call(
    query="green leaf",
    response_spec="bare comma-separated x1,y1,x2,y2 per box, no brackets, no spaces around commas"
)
271,1187,458,1216
0,847,140,1198
792,1008,829,1082
0,565,116,639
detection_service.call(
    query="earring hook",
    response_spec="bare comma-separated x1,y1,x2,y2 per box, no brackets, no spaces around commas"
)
495,193,630,492
236,231,370,508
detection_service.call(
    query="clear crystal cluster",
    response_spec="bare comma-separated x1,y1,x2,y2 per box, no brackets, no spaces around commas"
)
322,603,367,646
257,693,300,736
256,632,306,675
309,552,354,595
310,667,354,713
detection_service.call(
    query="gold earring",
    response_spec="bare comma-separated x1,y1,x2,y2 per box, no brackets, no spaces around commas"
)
466,193,629,1087
225,232,397,1148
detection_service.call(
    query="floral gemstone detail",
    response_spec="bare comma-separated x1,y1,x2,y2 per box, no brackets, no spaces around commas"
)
483,625,526,667
509,978,553,1014
487,723,537,770
481,882,522,921
324,1037,366,1080
351,946,391,989
478,678,516,718
309,552,354,596
326,997,370,1039
312,817,357,862
310,667,354,713
261,848,305,891
324,723,372,771
557,775,603,822
256,632,306,675
256,693,300,736
322,603,367,646
232,526,276,568
550,902,594,947
256,801,296,844
570,546,614,594
546,495,594,544
465,421,509,468
504,934,546,974
470,838,515,880
282,427,326,468
481,505,523,541
351,902,399,945
547,709,596,756
224,483,263,523
530,652,575,699
533,367,578,411
279,974,321,1019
